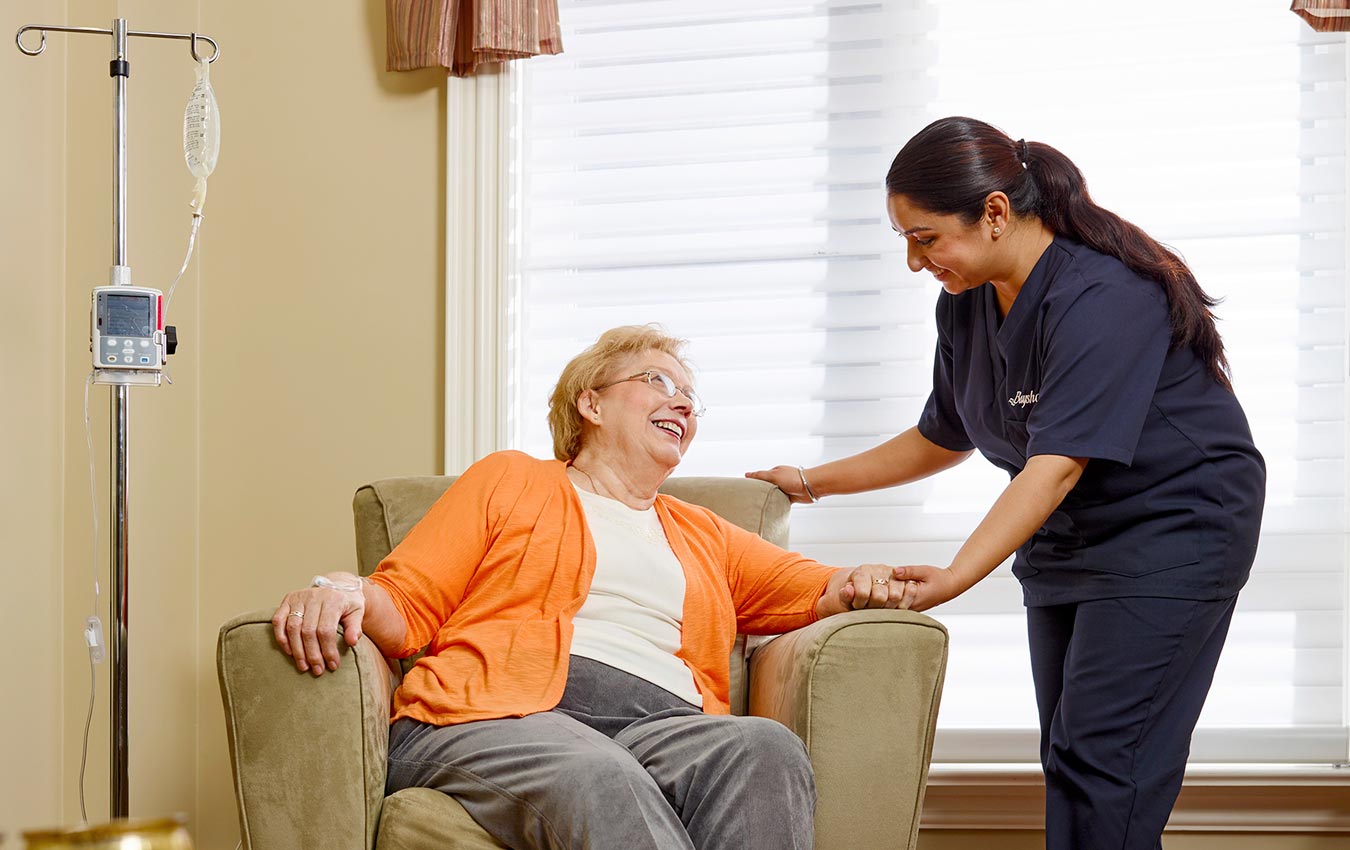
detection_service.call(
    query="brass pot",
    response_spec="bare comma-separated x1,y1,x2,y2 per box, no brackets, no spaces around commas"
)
23,817,193,850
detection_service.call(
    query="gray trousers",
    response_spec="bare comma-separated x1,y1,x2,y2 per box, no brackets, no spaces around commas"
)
386,656,815,850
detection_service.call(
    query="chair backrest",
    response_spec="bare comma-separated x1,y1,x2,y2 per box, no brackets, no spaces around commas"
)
353,474,791,573
351,473,794,714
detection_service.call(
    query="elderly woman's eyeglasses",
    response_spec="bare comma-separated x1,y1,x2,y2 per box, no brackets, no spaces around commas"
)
593,370,706,417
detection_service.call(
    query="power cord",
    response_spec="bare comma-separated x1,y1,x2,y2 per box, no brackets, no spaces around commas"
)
79,371,104,824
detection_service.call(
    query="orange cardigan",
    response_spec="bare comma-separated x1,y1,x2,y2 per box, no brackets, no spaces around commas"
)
366,451,835,725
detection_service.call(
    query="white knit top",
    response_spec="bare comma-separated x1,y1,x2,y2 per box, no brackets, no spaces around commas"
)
569,486,702,706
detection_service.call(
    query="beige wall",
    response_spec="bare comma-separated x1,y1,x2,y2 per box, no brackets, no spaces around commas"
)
4,0,443,847
1,0,68,842
2,3,1345,850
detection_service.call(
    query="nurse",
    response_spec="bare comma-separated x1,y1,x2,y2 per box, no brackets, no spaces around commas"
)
748,116,1266,850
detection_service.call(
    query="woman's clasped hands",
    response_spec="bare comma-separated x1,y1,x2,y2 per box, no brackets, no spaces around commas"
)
828,563,967,614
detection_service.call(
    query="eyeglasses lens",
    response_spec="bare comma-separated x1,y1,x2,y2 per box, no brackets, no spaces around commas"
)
649,371,703,416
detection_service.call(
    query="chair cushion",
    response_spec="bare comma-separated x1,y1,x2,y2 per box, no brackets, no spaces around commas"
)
376,787,507,850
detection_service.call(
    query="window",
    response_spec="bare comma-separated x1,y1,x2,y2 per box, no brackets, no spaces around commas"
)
509,0,1348,763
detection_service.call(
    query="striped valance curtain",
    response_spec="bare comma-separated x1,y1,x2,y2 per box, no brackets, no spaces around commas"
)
387,0,563,76
1292,0,1350,32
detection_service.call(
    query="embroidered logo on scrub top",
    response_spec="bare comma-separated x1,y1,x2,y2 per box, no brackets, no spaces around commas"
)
1008,390,1040,408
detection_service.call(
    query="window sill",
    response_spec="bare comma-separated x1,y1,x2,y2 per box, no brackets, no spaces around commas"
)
922,763,1350,832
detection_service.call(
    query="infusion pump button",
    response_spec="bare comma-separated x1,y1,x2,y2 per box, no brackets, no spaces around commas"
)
106,339,118,347
106,355,117,363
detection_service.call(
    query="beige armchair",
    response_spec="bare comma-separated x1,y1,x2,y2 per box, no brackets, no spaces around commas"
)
218,475,948,850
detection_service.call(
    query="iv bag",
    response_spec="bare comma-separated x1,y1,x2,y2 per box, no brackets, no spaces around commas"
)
183,57,220,213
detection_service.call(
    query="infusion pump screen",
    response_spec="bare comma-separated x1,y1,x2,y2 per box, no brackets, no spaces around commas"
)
105,294,154,337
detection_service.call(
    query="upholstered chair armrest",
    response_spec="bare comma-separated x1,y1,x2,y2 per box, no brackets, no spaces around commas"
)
217,609,396,850
747,610,949,850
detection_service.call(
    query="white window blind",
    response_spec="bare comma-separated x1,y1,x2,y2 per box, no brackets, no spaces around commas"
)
509,0,1349,763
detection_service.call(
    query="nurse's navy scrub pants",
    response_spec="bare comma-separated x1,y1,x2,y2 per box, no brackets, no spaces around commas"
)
1027,594,1238,850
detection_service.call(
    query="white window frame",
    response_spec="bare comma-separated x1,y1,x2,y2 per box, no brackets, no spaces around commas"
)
443,66,518,473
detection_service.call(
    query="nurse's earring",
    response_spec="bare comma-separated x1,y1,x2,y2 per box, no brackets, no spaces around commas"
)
992,226,1002,235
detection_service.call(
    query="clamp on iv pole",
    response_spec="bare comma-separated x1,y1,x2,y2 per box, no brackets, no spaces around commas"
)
15,18,219,821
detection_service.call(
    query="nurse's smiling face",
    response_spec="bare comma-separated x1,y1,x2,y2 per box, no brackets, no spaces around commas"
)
887,192,998,296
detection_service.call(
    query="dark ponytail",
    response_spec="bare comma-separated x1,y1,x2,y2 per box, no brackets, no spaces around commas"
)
886,117,1231,390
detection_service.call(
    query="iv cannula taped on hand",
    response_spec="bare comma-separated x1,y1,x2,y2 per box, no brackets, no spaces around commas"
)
183,55,220,214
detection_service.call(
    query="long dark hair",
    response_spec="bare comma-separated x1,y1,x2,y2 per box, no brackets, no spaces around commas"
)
886,117,1231,389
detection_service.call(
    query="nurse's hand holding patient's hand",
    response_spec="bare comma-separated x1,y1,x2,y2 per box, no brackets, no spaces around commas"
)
891,564,966,612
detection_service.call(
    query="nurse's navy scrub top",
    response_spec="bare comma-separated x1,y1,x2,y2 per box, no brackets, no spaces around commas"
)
917,237,1266,606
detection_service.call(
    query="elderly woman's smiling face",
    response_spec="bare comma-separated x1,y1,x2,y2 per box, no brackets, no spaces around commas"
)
582,348,699,472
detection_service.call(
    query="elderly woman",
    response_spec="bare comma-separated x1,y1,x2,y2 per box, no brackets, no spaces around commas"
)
272,325,904,850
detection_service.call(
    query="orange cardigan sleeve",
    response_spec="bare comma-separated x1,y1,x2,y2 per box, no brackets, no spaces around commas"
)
365,451,522,657
722,516,835,634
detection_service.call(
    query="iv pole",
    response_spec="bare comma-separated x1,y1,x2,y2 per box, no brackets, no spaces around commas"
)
15,19,219,820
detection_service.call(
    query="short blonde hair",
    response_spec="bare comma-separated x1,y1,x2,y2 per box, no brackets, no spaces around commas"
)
547,324,694,461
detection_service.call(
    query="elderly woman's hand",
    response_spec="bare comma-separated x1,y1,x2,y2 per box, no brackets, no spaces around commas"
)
817,564,907,616
271,572,366,676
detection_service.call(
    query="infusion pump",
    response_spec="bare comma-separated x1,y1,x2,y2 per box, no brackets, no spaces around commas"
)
91,286,173,383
